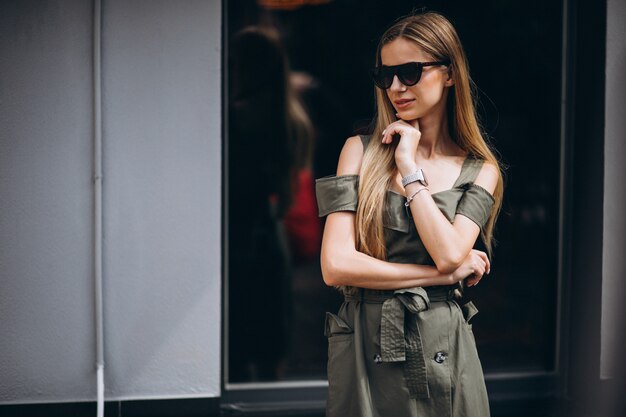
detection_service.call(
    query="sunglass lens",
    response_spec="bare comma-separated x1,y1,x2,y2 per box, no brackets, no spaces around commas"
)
371,67,392,89
398,63,421,86
382,68,395,88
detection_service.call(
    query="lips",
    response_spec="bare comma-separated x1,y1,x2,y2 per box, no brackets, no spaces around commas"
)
394,98,415,108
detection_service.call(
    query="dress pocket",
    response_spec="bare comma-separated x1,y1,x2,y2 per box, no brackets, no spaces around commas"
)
325,312,353,343
460,301,479,330
325,312,356,415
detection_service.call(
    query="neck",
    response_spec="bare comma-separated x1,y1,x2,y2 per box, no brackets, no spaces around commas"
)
411,110,455,160
406,89,458,159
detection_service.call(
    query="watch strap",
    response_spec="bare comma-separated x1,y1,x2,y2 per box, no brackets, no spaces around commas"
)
401,169,428,188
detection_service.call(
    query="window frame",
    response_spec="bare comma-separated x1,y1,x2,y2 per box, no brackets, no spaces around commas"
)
220,0,605,411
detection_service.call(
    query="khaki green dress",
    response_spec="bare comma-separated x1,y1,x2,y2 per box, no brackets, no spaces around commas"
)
315,134,495,417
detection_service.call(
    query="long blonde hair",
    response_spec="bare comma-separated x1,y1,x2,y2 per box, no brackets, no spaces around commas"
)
356,11,504,261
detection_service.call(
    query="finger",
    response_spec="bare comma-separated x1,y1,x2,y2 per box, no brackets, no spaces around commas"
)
471,271,484,285
384,124,402,144
473,261,485,277
382,125,391,143
467,274,481,287
467,279,480,287
385,128,393,144
477,267,485,278
481,252,491,275
387,125,398,144
476,251,490,274
474,257,486,272
382,124,396,144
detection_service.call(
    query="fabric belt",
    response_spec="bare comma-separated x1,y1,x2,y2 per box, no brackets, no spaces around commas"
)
344,286,455,400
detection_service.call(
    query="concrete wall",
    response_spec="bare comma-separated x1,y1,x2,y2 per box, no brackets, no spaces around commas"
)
601,0,626,379
0,0,222,403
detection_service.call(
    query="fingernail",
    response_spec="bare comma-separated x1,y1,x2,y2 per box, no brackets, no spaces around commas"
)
382,129,386,134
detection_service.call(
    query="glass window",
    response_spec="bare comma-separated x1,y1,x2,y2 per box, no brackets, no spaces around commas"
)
225,0,563,383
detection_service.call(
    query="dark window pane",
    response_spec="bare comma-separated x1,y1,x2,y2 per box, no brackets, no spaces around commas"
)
226,0,562,383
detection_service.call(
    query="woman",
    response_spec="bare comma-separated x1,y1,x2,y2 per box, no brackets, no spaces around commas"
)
315,11,503,417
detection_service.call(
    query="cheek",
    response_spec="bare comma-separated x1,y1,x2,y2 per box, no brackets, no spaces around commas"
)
425,89,445,105
412,83,445,106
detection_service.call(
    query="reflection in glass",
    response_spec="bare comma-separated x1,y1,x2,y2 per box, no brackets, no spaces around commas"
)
228,26,319,382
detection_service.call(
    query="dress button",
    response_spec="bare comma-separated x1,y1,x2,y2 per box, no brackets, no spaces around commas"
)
434,351,447,364
374,354,383,364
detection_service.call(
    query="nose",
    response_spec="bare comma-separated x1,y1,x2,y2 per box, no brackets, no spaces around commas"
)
389,75,406,91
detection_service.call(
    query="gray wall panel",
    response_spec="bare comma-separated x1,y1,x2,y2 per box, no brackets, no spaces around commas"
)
101,0,221,399
0,0,95,403
0,0,221,404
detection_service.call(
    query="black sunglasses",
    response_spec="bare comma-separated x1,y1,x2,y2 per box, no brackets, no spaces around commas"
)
370,60,451,89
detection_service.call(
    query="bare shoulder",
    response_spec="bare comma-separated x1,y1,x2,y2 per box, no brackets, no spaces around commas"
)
474,160,500,195
336,135,365,176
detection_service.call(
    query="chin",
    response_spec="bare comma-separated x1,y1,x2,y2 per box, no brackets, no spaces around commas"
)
401,105,432,120
396,110,420,121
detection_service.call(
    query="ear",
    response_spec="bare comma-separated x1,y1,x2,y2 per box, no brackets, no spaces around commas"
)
444,69,455,87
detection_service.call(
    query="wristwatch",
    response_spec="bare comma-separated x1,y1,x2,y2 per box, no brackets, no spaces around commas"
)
401,169,428,188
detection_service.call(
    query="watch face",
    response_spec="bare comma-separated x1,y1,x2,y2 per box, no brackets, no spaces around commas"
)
418,168,428,186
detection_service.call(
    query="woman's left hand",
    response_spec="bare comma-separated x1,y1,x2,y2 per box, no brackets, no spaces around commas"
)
381,118,421,176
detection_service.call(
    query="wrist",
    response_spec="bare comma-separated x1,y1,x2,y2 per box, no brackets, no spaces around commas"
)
404,181,429,194
397,161,418,178
401,168,428,189
404,184,430,208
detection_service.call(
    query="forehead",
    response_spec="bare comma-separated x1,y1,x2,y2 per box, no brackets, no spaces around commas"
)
380,37,431,66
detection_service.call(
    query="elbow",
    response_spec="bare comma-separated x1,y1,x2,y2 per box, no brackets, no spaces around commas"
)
434,252,465,274
320,259,339,286
321,256,342,287
320,249,352,287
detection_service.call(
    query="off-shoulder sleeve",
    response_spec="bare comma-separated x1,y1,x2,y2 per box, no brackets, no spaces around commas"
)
455,183,495,230
315,174,359,217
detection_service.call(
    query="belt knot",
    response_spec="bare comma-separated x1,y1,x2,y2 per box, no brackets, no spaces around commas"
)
380,287,431,399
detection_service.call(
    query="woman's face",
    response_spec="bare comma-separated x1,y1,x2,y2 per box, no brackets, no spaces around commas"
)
380,37,453,121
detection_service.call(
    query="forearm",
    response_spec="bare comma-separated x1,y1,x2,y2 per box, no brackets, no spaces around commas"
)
321,246,454,290
404,181,469,271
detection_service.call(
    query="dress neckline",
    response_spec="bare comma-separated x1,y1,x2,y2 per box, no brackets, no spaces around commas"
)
387,154,473,198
